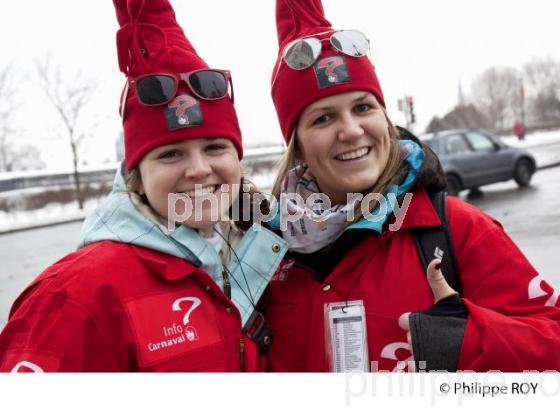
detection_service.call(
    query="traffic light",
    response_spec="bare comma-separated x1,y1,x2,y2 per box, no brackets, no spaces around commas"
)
407,96,416,124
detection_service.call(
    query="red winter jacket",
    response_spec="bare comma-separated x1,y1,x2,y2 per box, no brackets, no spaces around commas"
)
265,189,560,372
0,241,264,372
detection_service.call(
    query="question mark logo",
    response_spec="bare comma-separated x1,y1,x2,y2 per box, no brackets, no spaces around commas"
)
169,94,198,125
317,56,344,83
11,361,44,373
380,342,414,372
172,296,202,325
314,56,350,89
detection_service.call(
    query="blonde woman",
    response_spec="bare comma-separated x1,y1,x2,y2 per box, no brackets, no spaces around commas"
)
0,0,285,372
264,0,560,372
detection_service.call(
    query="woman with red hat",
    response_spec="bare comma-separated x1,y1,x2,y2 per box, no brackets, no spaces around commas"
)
264,0,560,372
0,0,285,372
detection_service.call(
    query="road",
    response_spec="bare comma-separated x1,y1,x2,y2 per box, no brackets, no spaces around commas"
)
0,222,83,326
1,166,559,328
466,165,560,288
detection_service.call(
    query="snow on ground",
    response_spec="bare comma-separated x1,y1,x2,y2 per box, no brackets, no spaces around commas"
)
0,162,121,181
0,177,275,234
500,129,560,169
0,197,104,233
500,129,560,148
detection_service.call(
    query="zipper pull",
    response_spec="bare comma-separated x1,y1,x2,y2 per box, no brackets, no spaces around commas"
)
222,269,231,298
239,337,245,370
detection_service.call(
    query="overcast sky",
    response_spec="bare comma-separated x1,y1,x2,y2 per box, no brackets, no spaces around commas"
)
2,0,560,170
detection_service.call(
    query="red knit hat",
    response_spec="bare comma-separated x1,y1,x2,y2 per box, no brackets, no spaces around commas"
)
271,0,385,143
114,0,243,171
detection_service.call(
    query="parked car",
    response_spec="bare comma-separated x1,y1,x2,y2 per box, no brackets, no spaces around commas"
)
418,129,537,196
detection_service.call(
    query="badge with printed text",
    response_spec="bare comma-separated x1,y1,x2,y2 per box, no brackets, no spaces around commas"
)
125,291,223,366
324,300,369,372
314,56,351,89
165,93,203,130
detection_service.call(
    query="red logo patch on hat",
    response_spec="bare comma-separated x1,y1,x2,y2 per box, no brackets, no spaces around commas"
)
314,56,351,88
165,94,203,130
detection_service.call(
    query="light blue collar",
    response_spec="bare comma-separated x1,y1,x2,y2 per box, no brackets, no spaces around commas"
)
79,166,287,326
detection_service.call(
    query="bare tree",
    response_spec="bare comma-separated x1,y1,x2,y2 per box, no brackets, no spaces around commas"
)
523,57,560,98
0,64,20,172
426,104,490,133
523,57,560,124
471,67,522,131
0,64,45,172
35,56,96,209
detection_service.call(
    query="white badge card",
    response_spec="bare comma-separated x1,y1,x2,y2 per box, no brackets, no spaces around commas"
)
324,300,369,372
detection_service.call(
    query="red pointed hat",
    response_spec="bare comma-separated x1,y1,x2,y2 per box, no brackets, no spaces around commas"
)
271,0,385,143
114,0,242,171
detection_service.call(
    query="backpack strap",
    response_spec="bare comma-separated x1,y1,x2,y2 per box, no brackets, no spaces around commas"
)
413,191,462,294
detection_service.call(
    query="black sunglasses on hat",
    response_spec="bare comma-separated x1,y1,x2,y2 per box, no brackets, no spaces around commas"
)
120,69,234,120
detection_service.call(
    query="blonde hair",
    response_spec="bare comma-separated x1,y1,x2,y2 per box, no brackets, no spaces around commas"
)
124,167,269,232
124,167,143,196
271,109,407,223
